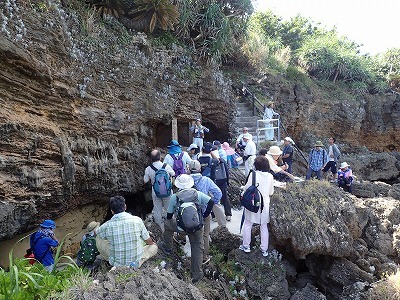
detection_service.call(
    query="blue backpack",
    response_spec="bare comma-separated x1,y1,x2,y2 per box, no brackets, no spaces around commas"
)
172,152,185,176
240,170,263,213
150,163,172,198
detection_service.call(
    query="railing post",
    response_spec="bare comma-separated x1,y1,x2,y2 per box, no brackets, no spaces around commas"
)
277,117,281,142
252,97,255,116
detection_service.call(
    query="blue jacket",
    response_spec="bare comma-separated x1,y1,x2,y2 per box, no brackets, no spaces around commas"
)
31,232,59,266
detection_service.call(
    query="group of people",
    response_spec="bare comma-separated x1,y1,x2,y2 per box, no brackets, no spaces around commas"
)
26,118,353,283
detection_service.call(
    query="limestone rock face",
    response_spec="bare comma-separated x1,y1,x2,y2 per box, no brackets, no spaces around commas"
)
0,3,234,239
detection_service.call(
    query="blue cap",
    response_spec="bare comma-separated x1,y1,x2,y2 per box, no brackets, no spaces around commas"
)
40,220,56,229
167,140,180,148
202,142,213,153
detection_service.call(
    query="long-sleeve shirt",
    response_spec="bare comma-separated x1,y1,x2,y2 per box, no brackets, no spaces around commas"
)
191,173,222,204
308,148,327,171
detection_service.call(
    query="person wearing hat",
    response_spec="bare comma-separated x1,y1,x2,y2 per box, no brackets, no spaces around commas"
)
189,118,210,150
213,140,227,162
76,221,101,269
159,174,214,284
282,137,294,174
235,127,252,152
189,160,226,262
95,196,157,268
265,146,294,182
321,137,341,181
337,162,353,193
198,142,232,221
243,133,257,176
30,220,59,272
163,140,193,176
144,149,175,231
306,141,328,180
187,143,200,160
222,142,237,168
263,101,278,141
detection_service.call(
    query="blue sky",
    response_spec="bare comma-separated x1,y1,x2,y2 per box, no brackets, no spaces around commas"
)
252,0,400,55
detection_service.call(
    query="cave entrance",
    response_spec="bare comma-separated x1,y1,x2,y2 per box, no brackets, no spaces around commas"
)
103,190,153,222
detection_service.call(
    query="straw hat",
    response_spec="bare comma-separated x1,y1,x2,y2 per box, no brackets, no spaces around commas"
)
314,140,324,147
86,221,100,232
267,146,282,156
340,162,350,169
174,174,195,189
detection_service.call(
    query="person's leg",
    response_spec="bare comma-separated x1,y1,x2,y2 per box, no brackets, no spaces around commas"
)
203,215,210,257
188,229,204,282
306,168,312,180
162,219,177,250
212,203,227,226
218,182,231,217
152,193,163,231
316,169,323,180
287,161,293,174
139,244,158,268
332,162,338,179
260,223,269,252
242,219,253,248
244,160,250,176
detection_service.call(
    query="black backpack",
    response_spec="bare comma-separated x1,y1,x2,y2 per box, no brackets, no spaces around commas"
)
240,170,263,213
176,189,204,234
77,234,99,265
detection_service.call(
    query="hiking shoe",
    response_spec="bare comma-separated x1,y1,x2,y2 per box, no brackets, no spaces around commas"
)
261,249,269,257
192,274,204,285
158,242,172,255
212,217,217,222
226,216,231,221
239,245,251,253
173,234,186,246
202,255,211,265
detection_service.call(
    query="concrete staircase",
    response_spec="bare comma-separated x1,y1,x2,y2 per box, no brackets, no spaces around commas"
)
234,101,265,144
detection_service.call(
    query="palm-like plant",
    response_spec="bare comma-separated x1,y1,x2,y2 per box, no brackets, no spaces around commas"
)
130,0,180,32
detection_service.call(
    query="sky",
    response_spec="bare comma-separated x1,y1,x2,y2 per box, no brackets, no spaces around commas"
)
252,0,400,55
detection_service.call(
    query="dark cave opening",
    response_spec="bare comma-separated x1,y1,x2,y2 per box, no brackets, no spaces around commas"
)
103,190,153,222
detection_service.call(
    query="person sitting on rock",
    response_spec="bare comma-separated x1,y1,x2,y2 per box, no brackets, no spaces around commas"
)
235,127,252,153
337,162,353,193
95,196,157,268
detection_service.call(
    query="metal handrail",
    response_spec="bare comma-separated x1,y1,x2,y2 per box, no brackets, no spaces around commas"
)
242,86,265,117
256,117,281,149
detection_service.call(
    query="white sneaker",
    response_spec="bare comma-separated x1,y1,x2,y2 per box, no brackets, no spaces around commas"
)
239,245,251,253
226,216,231,221
261,249,269,257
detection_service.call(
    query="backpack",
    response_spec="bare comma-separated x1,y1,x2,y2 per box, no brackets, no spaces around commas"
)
176,188,204,233
150,163,172,198
214,158,227,182
200,157,213,178
172,152,185,176
240,170,263,213
77,234,99,265
26,231,41,256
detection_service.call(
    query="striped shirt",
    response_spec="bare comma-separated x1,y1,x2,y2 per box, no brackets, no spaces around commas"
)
96,212,149,266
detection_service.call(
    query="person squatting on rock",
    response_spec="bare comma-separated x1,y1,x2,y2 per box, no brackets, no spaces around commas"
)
239,156,274,257
322,137,341,181
159,174,214,284
306,141,327,180
30,219,59,272
95,196,157,268
337,162,353,193
189,160,226,260
144,149,175,231
263,146,294,182
190,118,210,150
76,221,100,271
242,133,257,176
164,140,192,176
198,142,232,221
281,137,294,174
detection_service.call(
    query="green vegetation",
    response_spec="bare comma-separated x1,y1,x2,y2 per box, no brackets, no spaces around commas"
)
0,235,86,300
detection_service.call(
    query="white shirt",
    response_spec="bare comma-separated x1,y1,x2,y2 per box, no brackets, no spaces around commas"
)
244,140,257,156
144,161,175,185
328,145,334,161
163,152,193,169
236,133,252,146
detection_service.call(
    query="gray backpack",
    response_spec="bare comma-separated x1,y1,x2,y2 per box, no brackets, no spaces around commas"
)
176,189,203,233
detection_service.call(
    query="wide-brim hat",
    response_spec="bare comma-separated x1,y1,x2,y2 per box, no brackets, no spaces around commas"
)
187,143,198,151
189,160,201,172
267,145,282,156
340,162,350,169
40,219,56,229
167,140,181,148
243,133,252,140
314,140,324,147
86,221,100,232
175,174,195,189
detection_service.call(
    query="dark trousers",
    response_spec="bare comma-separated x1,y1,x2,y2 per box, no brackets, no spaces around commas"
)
216,180,231,216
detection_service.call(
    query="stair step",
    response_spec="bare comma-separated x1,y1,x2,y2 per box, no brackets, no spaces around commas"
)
236,110,254,117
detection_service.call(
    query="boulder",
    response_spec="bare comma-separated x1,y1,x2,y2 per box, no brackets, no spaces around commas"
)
290,283,326,300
